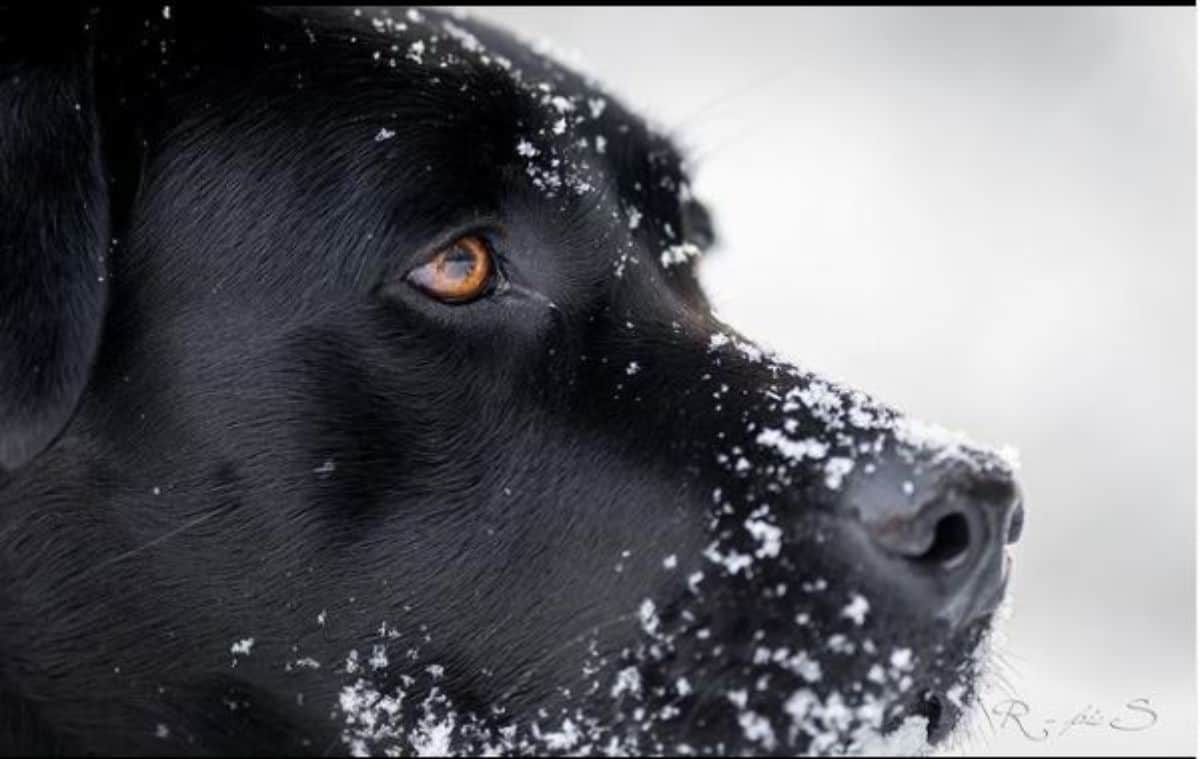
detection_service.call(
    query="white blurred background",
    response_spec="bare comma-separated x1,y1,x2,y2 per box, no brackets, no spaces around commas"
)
471,7,1196,755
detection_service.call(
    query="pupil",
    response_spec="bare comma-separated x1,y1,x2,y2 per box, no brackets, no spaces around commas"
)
442,247,477,280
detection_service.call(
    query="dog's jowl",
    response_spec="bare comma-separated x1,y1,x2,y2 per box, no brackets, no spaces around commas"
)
0,7,1024,756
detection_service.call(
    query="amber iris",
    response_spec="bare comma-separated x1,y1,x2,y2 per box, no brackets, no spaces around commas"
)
407,235,493,303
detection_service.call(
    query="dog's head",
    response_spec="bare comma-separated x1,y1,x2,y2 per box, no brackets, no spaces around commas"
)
0,7,1024,755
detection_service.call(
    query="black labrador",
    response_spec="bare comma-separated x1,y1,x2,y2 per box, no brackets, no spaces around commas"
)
0,6,1025,756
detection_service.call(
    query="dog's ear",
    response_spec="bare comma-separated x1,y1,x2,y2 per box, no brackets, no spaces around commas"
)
0,10,109,472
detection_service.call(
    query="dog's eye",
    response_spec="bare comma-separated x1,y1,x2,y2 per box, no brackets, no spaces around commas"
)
407,235,495,303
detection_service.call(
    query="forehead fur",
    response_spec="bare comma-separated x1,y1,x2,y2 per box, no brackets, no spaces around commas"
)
124,5,710,305
275,7,697,229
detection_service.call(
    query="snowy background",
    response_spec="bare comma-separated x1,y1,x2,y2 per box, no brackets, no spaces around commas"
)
470,7,1196,756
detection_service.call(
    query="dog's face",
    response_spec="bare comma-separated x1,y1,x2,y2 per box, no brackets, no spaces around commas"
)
0,7,1024,755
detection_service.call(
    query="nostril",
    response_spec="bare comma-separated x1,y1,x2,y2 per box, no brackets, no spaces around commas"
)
914,512,972,568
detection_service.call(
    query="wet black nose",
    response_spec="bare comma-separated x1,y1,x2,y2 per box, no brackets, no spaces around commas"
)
843,453,1024,628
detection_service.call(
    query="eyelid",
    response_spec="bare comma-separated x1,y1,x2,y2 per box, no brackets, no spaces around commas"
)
375,221,506,284
415,223,507,267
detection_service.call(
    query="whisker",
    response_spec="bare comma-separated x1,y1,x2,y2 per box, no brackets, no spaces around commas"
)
497,611,637,702
994,647,1029,671
971,690,998,739
990,670,1018,700
63,502,235,588
687,124,774,168
666,59,816,175
989,650,1024,695
665,59,808,137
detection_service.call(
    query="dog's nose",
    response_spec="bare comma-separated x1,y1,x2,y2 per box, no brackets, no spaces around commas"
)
843,453,1023,628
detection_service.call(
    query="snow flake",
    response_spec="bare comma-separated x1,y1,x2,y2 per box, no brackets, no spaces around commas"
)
841,594,870,626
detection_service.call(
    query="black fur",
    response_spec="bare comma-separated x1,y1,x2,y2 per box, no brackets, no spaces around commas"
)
0,7,1018,755
0,9,109,472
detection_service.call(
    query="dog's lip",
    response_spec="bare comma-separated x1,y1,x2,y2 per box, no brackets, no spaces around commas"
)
889,687,959,746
